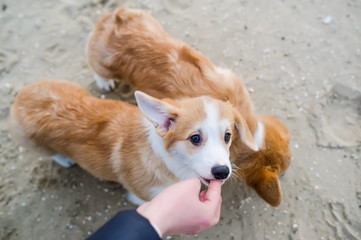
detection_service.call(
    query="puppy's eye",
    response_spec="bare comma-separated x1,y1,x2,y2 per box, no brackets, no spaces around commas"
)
224,133,231,144
190,134,201,145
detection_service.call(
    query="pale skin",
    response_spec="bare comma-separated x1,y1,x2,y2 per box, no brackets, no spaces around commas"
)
137,178,222,237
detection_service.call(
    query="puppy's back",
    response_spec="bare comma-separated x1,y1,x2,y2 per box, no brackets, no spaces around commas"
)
10,80,90,155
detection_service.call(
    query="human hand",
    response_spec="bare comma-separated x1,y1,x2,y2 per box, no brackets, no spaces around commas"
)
137,178,222,237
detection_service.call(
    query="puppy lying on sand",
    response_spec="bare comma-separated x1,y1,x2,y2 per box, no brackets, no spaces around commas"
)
10,79,257,205
86,7,291,207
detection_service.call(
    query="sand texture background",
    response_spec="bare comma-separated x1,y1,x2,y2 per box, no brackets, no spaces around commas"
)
1,0,360,239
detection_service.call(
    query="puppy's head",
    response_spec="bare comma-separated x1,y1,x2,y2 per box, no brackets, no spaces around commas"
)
135,91,257,185
233,115,291,207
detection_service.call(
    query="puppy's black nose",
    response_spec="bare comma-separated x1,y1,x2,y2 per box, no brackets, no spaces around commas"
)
211,165,230,180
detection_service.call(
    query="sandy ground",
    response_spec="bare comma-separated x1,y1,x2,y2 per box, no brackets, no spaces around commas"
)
1,0,361,239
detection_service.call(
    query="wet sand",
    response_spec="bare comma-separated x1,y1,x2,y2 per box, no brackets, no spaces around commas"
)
1,0,360,239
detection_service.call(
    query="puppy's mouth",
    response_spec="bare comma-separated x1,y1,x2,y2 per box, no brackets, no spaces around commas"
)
200,177,211,185
199,176,226,186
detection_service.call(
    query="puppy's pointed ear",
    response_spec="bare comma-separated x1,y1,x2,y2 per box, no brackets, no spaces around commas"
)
234,112,258,151
248,169,282,207
135,91,178,136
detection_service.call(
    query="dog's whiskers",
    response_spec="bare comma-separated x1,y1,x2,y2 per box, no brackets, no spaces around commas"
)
230,163,243,181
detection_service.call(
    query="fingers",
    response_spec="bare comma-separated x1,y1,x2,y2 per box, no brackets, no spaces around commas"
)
199,190,207,201
204,180,222,204
207,195,222,228
214,196,222,223
185,178,201,191
186,178,203,198
202,180,222,228
161,178,201,197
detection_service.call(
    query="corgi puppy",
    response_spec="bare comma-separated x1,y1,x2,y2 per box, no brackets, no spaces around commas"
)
86,7,291,207
10,79,257,205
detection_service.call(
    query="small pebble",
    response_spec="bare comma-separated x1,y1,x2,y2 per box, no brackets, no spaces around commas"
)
323,16,333,24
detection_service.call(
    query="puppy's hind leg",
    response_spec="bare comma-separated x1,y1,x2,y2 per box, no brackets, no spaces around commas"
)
94,73,116,91
52,153,76,168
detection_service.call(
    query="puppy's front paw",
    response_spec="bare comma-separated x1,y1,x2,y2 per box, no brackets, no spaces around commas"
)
94,73,115,91
127,191,147,206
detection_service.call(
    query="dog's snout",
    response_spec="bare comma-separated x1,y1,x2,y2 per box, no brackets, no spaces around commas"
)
211,165,230,180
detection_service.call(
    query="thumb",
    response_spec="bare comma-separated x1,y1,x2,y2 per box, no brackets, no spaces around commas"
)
204,180,222,204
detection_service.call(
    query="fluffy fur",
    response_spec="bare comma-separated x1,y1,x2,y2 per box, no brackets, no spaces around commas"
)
86,7,291,207
10,79,257,205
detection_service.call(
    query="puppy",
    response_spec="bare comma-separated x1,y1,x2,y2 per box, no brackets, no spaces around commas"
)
86,7,291,207
10,79,257,205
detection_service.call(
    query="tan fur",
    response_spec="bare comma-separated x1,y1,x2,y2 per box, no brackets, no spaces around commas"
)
10,80,253,202
86,7,291,206
231,115,291,207
10,80,173,201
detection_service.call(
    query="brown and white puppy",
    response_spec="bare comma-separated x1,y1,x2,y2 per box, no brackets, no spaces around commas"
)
86,7,291,207
10,79,257,205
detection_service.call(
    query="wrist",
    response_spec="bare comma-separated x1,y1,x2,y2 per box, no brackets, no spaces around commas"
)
137,204,169,237
148,220,163,238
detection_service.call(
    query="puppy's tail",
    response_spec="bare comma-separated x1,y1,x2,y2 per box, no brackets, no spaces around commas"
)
9,86,56,156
